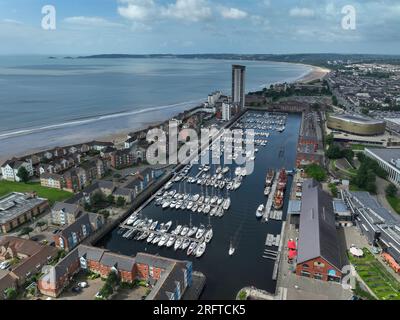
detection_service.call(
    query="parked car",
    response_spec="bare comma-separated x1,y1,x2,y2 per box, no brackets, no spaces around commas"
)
0,261,10,270
78,282,88,288
95,292,104,300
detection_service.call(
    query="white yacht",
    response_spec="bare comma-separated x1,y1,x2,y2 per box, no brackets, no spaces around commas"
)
166,235,176,248
204,229,213,243
223,198,231,210
195,242,206,258
182,238,191,250
187,242,198,256
188,226,198,237
174,237,183,250
181,226,189,236
158,235,169,247
256,204,265,218
196,225,206,239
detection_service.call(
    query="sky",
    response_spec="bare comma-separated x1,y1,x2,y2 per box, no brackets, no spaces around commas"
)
0,0,399,55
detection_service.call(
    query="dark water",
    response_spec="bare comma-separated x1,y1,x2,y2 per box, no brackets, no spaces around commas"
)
97,112,301,300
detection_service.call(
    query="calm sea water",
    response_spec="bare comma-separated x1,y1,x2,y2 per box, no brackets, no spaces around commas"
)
0,56,310,159
97,112,302,300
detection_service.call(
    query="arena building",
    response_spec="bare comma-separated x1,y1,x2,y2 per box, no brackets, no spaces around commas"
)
327,114,386,136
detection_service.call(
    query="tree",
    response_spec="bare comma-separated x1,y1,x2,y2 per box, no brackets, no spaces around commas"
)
326,145,343,159
116,197,126,208
17,166,30,183
107,194,115,205
99,283,113,299
305,164,327,182
99,210,110,220
325,133,334,147
19,227,34,238
4,287,17,300
332,95,338,106
386,184,398,198
91,192,105,206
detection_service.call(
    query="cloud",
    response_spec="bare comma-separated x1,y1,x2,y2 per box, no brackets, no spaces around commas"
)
117,0,156,21
220,7,248,20
289,7,315,17
161,0,212,22
2,19,23,25
64,16,124,28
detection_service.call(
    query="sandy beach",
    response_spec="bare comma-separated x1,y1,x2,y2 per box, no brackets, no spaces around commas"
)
296,66,331,83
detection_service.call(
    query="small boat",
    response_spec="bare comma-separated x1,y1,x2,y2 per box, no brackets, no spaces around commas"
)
147,233,155,243
203,205,211,215
210,196,218,204
170,201,176,209
187,242,198,256
182,238,191,250
197,205,204,213
126,215,137,225
158,235,169,247
188,226,198,237
223,198,231,210
192,204,198,212
217,198,223,205
222,167,229,174
264,186,271,196
152,236,161,244
196,225,206,239
229,240,235,256
204,229,213,243
192,194,200,202
187,201,194,210
164,221,173,232
210,207,218,216
173,225,182,235
166,235,176,248
195,242,206,258
256,204,264,218
162,201,170,209
174,237,183,250
150,221,158,230
181,226,189,236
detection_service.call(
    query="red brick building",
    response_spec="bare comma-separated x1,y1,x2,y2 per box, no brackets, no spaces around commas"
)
295,179,343,282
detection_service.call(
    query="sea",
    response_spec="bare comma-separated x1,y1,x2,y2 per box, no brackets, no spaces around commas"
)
0,56,311,160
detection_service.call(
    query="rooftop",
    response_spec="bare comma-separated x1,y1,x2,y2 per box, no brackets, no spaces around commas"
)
0,193,47,225
329,114,385,125
366,148,400,167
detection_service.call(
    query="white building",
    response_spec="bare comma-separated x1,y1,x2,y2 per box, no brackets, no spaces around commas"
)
222,103,232,121
1,159,34,182
207,91,222,107
365,148,400,187
232,65,246,109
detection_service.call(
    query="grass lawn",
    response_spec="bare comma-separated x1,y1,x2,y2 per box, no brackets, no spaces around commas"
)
387,196,400,215
348,248,400,300
0,180,72,205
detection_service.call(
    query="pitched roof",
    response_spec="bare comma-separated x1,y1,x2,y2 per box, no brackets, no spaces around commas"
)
99,252,136,272
296,179,343,271
52,202,80,215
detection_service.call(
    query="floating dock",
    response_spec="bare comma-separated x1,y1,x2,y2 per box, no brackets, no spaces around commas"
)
263,176,279,222
269,210,283,221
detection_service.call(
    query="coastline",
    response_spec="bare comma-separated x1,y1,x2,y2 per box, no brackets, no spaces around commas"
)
295,65,331,83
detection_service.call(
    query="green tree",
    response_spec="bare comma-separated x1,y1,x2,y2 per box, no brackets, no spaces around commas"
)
99,210,110,220
107,194,115,205
386,184,398,197
17,166,30,183
19,227,34,238
305,164,327,182
325,133,334,147
91,192,105,206
4,287,18,300
116,197,126,208
99,283,113,299
332,95,338,106
326,145,343,159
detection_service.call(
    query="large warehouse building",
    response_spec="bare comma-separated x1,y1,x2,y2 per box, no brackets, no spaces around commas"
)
327,114,386,136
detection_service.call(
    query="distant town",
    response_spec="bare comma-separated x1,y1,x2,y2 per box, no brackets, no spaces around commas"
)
1,56,400,301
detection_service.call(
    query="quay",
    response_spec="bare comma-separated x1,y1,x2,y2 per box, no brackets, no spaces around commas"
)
262,174,278,222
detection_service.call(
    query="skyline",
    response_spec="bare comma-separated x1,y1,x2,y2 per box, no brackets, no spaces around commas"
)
0,0,399,55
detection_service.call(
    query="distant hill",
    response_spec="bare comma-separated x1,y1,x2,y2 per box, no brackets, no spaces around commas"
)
77,53,400,68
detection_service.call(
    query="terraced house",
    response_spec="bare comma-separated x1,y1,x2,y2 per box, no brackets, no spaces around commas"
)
38,245,193,300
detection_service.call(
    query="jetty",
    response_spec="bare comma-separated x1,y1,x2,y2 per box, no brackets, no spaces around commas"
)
262,176,279,222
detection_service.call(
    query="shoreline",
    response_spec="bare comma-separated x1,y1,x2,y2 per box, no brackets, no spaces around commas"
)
0,61,326,165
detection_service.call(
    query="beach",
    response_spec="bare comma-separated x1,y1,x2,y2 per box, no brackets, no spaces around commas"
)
296,66,331,83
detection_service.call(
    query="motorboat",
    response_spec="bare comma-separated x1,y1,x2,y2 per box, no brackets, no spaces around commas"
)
203,205,211,215
126,215,137,225
187,201,194,210
173,225,182,235
181,226,189,237
164,221,173,232
264,186,271,196
147,233,155,243
229,240,235,256
158,235,169,247
217,198,223,205
149,221,158,230
152,236,161,244
197,205,204,214
223,198,231,210
204,229,213,243
182,238,191,250
192,204,198,212
192,194,200,202
169,201,176,209
195,242,206,258
187,242,198,256
210,207,218,216
188,226,198,237
256,204,265,218
162,201,170,209
210,196,218,204
174,237,183,250
196,225,206,239
166,235,176,248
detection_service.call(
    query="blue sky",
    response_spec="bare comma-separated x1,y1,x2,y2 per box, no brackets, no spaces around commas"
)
0,0,399,55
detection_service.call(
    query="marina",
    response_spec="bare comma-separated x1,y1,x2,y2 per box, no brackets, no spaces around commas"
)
97,111,301,300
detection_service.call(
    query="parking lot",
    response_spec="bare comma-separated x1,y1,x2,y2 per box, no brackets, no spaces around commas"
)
57,273,104,301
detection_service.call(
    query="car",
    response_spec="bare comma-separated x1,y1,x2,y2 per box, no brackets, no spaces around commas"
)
0,261,10,270
52,229,60,234
71,286,82,293
78,281,88,288
95,292,104,299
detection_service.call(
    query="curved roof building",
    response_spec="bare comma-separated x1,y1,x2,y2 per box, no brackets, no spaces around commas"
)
327,114,386,136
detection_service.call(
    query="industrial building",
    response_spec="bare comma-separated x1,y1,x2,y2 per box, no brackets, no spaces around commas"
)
327,114,386,136
365,148,400,187
343,190,400,265
0,192,49,233
295,179,343,282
